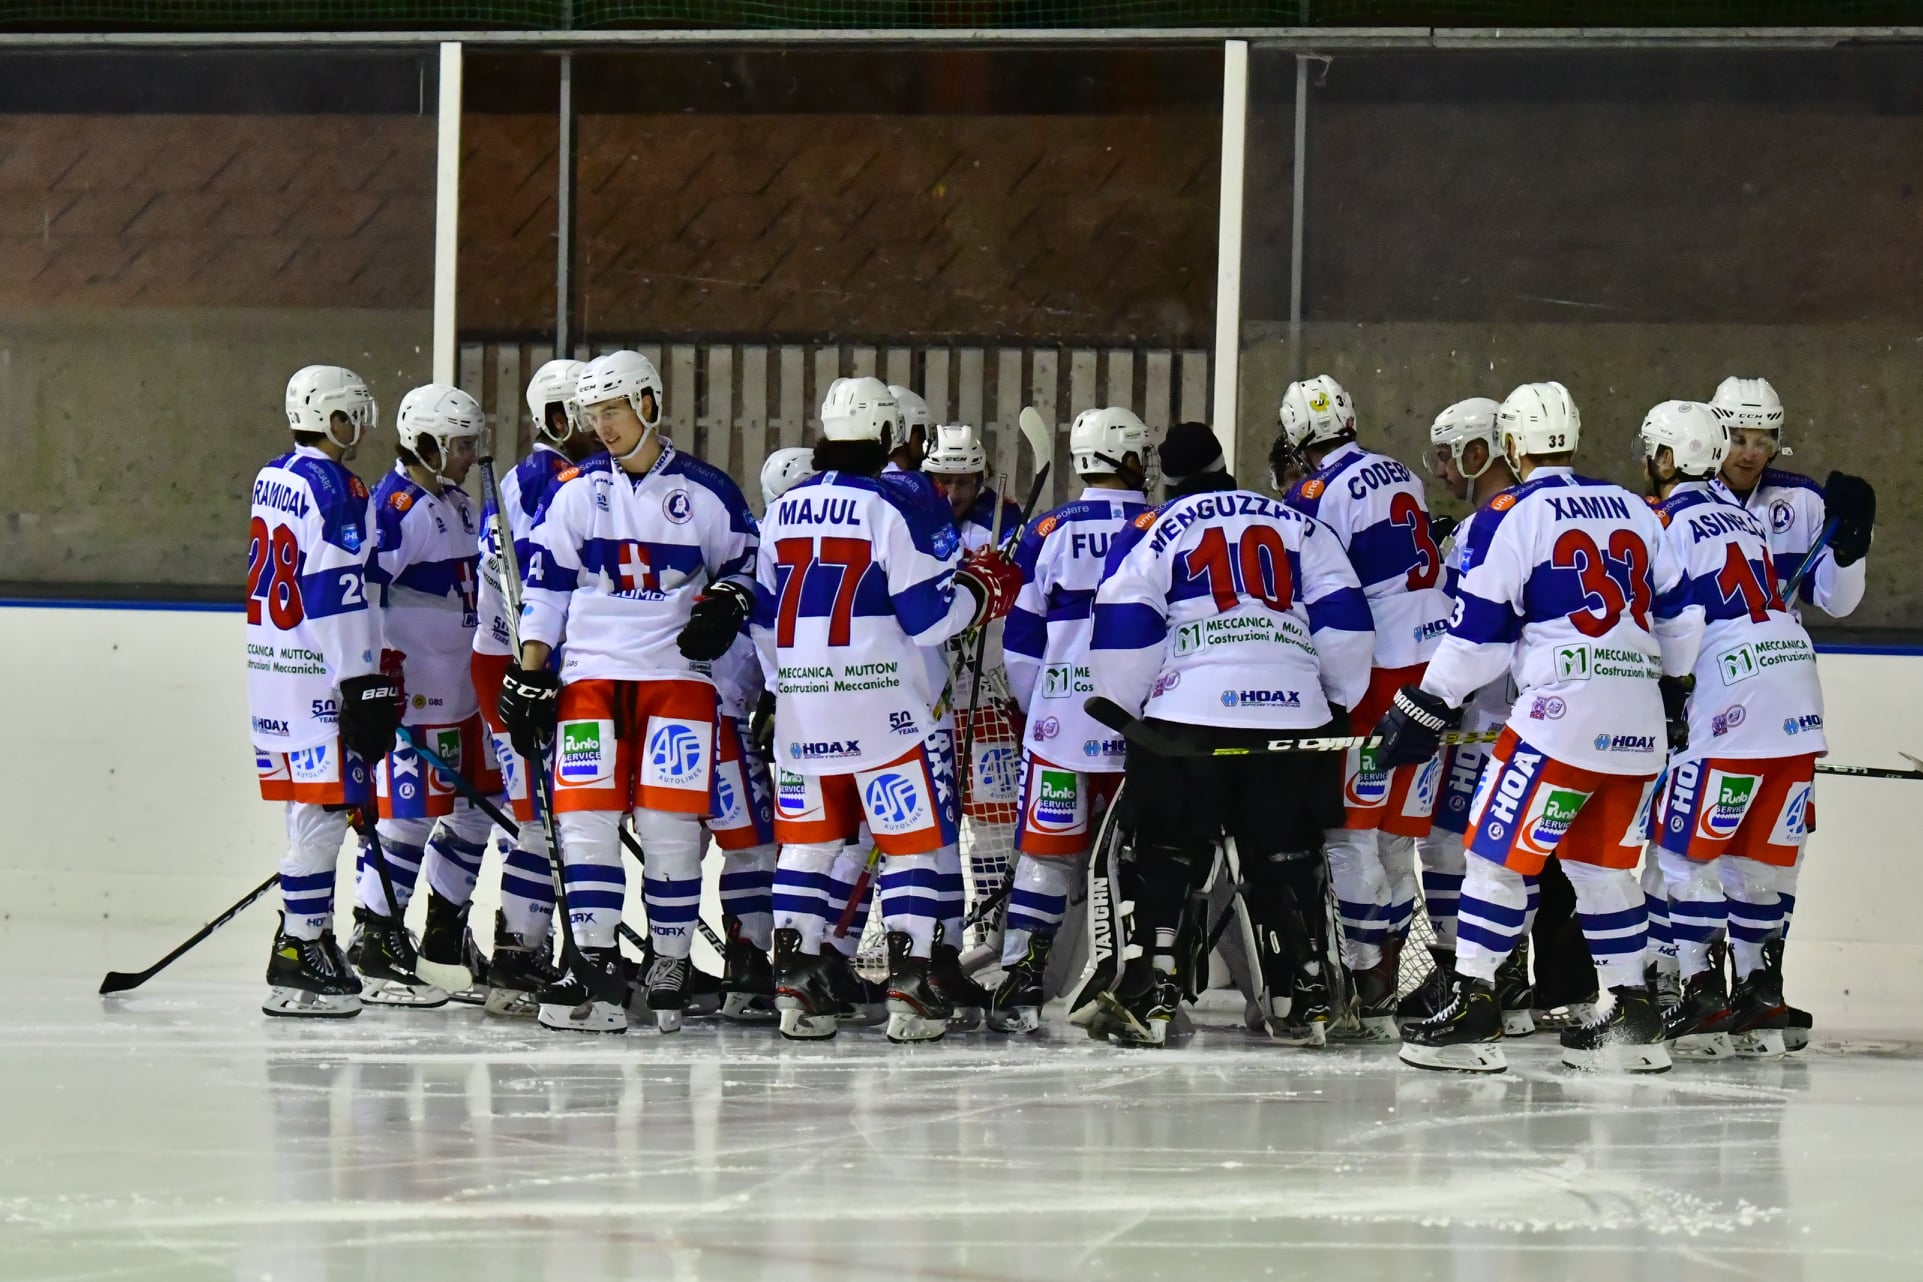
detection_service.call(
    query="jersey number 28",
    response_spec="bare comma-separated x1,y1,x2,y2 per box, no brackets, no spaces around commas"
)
247,517,305,629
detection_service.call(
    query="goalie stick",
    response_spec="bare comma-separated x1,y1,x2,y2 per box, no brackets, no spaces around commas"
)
1082,695,1501,757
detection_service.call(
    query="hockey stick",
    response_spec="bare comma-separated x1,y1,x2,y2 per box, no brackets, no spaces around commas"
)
1083,695,1501,758
1780,517,1838,605
832,845,881,939
98,872,280,995
1815,759,1923,781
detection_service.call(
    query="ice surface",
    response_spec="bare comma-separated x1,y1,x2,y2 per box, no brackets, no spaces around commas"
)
10,924,1923,1281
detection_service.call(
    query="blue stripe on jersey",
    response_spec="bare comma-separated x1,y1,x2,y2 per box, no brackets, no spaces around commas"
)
1286,447,1369,521
1005,604,1045,659
1306,584,1373,635
1044,585,1096,623
873,471,964,560
579,536,707,582
1348,519,1423,588
892,571,956,636
390,555,473,599
1452,590,1521,645
1521,557,1653,627
1091,601,1167,650
300,565,366,618
524,546,579,592
275,452,371,552
1100,509,1156,577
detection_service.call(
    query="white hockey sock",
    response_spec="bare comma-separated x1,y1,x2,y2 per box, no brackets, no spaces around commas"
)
774,841,840,954
879,851,941,957
1456,855,1528,982
1722,855,1791,979
1639,854,1678,972
719,843,776,950
422,800,494,906
280,802,349,940
934,841,965,945
1656,846,1727,980
361,816,431,917
1001,853,1080,966
1324,826,1389,970
633,809,704,961
498,834,556,942
1563,860,1648,991
1379,832,1419,945
1416,828,1466,949
821,841,874,956
555,810,624,950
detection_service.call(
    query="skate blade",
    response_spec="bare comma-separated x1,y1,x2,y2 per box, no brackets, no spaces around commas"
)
653,1007,684,1034
1732,1028,1786,1059
482,987,538,1018
262,987,362,1019
445,984,488,1006
1092,992,1153,1045
414,957,474,994
1399,1041,1507,1074
359,977,450,1008
683,995,722,1019
1783,1028,1810,1053
721,993,779,1022
1561,1041,1672,1073
885,1012,947,1043
1328,1014,1397,1044
536,1000,628,1034
777,1007,838,1040
835,1003,887,1027
1501,1009,1537,1037
1268,1019,1329,1048
946,1006,983,1032
985,1007,1042,1035
1673,1031,1735,1060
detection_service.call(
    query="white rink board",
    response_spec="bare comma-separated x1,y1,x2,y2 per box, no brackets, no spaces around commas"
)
5,602,1921,1030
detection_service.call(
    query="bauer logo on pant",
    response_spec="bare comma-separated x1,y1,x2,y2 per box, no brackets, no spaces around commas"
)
558,719,615,787
863,772,927,834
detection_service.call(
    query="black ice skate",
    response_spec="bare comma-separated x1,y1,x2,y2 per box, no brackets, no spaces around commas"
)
930,938,989,1031
262,919,362,1019
1662,967,1735,1060
349,906,449,1008
416,887,479,999
719,918,777,1023
883,931,952,1043
986,932,1053,1034
1270,961,1334,1048
1332,950,1399,1043
536,943,629,1034
483,911,562,1018
1398,974,1506,1074
1395,946,1454,1031
772,928,839,1040
1560,986,1671,1073
1493,939,1537,1036
1101,974,1180,1048
635,953,691,1033
1727,962,1789,1059
1647,959,1683,1014
819,947,885,1026
1762,940,1810,1052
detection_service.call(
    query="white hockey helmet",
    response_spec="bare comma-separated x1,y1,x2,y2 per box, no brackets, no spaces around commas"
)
760,446,817,508
1278,374,1358,449
1070,406,1154,480
285,364,377,451
922,422,987,476
525,358,587,444
1427,397,1502,479
1710,376,1784,433
1639,399,1727,479
396,383,484,484
820,376,900,444
888,385,930,437
1497,381,1581,461
576,350,664,429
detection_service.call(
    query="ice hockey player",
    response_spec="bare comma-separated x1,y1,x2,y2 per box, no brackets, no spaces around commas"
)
753,376,1022,1042
502,349,759,1034
992,408,1155,1033
1087,421,1374,1047
467,359,598,1016
1642,398,1823,1060
1707,375,1873,1051
885,383,930,473
1378,381,1699,1074
347,384,493,1008
1398,398,1535,1035
1279,375,1454,1040
250,365,401,1018
921,421,1026,552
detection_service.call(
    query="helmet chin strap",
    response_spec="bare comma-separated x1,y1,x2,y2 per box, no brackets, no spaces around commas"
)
325,415,362,459
615,409,659,466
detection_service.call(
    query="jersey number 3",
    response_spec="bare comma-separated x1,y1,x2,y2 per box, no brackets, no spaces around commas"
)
1185,525,1294,613
1553,529,1651,637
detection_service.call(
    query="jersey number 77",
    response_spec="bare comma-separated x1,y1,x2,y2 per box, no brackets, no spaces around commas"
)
773,536,873,646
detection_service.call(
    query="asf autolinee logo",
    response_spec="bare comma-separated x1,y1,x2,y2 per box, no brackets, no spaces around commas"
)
647,723,705,785
864,772,925,832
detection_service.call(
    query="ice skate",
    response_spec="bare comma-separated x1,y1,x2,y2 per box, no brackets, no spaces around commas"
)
986,932,1052,1035
1662,967,1735,1061
415,887,478,998
1399,974,1506,1073
719,918,777,1023
349,907,449,1008
819,947,885,1025
636,953,690,1033
1647,959,1682,1014
483,912,563,1018
930,939,989,1031
772,928,839,1040
1493,940,1537,1036
1762,942,1809,1051
1395,946,1454,1031
1560,986,1671,1073
535,943,629,1034
1330,952,1398,1043
262,921,362,1019
1727,965,1788,1059
883,932,952,1043
1102,975,1179,1048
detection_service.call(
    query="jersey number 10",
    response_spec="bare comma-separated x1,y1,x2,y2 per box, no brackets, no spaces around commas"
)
1185,525,1294,613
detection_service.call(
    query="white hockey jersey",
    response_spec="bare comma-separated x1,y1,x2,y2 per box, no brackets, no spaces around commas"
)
369,465,481,725
1654,481,1826,759
1090,487,1374,731
1005,487,1151,769
1709,466,1865,619
1420,468,1700,775
1439,507,1518,732
245,446,381,752
520,444,758,685
1285,441,1453,670
751,470,976,773
474,443,574,658
956,484,1025,553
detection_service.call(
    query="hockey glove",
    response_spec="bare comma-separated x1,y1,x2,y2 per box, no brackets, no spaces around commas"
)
1659,674,1694,754
498,664,561,761
956,547,1023,627
1823,471,1876,566
1372,685,1461,770
750,689,777,757
677,579,755,662
337,672,405,764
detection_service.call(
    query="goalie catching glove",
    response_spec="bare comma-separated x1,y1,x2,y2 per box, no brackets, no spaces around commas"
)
337,672,404,763
498,664,561,761
955,546,1022,627
1372,684,1462,769
677,578,755,662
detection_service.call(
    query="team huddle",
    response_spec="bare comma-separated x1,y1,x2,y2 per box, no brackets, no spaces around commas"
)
245,354,1873,1070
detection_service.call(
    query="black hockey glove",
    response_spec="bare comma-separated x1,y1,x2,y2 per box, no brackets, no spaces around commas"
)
1428,513,1459,546
337,672,404,764
1823,471,1876,567
498,664,561,761
1372,685,1461,770
1659,674,1694,754
677,579,755,662
750,689,777,757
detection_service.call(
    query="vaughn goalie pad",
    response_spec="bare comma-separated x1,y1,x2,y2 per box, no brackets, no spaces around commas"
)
1206,840,1273,1023
1066,788,1129,1022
